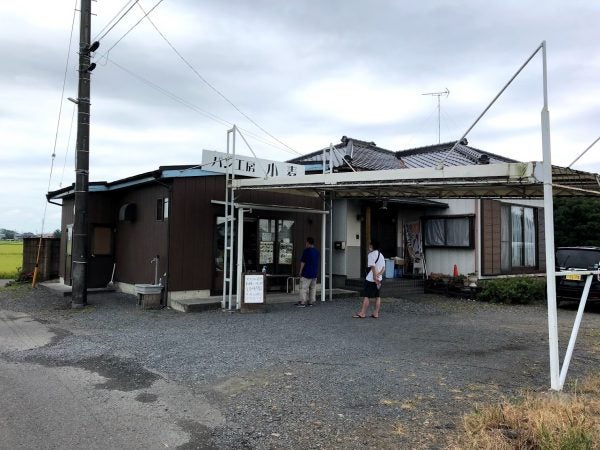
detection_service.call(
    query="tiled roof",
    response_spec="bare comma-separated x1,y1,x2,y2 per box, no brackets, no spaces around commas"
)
289,137,517,171
288,137,403,171
396,140,516,168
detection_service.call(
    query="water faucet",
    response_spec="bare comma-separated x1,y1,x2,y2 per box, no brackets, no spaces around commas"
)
150,255,160,284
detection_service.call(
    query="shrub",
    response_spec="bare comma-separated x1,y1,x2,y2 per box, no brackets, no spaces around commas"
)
477,277,546,304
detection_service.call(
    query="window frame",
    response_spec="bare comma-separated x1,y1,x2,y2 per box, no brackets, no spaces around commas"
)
500,203,539,272
422,214,475,249
156,197,169,221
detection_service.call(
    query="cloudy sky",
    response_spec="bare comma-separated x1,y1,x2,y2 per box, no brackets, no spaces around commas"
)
1,0,598,233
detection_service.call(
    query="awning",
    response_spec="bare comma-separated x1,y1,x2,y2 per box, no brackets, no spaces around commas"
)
231,162,600,199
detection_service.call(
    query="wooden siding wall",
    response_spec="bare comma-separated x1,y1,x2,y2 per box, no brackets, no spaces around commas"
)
481,199,546,275
114,185,169,285
168,176,322,292
57,193,114,283
481,200,502,275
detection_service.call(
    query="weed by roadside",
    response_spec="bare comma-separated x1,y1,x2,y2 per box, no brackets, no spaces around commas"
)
453,373,600,449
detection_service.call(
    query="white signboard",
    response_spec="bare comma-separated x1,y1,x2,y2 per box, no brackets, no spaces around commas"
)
201,149,305,178
244,275,265,304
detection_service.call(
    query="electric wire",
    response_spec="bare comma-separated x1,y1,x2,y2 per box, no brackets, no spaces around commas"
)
59,104,77,187
34,0,78,285
100,0,164,58
93,0,140,43
106,57,300,154
137,3,302,156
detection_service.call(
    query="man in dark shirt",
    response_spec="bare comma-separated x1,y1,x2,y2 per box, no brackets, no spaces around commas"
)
296,237,320,307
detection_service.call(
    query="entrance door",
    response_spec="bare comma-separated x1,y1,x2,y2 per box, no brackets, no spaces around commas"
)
89,225,114,288
371,208,397,258
258,219,295,275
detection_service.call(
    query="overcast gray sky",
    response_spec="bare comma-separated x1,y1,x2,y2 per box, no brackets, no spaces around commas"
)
1,0,598,233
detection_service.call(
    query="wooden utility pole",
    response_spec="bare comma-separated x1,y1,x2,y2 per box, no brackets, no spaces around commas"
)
71,0,92,308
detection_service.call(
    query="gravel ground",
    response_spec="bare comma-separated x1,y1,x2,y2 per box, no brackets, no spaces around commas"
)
1,283,599,449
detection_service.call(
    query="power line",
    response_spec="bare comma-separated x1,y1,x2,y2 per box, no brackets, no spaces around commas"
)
100,0,164,57
33,0,78,287
106,57,300,155
59,104,77,188
137,3,302,156
93,0,140,43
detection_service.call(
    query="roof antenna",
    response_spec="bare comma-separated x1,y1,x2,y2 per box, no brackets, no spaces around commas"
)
422,88,450,144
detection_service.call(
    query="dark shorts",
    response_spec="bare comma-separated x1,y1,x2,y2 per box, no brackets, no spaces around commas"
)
362,280,381,299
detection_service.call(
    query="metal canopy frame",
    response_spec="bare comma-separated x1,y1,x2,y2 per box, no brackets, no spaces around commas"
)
221,127,331,313
229,42,600,391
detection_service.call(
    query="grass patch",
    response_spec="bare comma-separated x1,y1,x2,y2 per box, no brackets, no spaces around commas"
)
0,241,23,279
455,373,600,449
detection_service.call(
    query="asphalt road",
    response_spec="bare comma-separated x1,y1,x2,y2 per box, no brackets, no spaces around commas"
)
1,285,599,449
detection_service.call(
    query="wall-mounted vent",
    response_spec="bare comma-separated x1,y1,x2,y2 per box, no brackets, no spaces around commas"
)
119,203,137,222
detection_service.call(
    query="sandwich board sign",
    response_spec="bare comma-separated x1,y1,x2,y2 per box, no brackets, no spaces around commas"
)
201,149,305,178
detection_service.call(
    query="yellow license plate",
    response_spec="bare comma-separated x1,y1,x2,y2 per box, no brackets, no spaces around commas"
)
566,274,582,281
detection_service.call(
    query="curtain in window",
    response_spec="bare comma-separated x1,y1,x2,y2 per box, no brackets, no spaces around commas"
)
511,206,524,267
524,208,536,266
424,219,445,246
446,217,470,246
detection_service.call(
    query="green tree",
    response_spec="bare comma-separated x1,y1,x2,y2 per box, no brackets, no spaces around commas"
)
554,197,600,247
52,229,61,238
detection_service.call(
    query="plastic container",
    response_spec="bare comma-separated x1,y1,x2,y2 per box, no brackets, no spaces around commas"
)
385,259,395,279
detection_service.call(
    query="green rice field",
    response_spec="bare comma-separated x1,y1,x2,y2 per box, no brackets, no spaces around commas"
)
0,241,23,279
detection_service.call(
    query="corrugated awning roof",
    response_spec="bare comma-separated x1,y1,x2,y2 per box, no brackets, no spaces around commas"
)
232,162,600,199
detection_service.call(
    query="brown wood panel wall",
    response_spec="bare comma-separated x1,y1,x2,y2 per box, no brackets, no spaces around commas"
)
537,210,546,271
481,199,502,275
168,176,322,292
114,185,169,285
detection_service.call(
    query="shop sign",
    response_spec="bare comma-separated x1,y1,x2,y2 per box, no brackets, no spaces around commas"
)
201,150,305,178
244,274,265,304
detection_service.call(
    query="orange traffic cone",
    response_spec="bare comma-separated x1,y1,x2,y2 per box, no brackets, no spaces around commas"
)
453,264,459,277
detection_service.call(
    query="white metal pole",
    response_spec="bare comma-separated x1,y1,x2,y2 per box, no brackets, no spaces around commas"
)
228,126,237,310
329,195,333,302
321,198,326,302
236,207,245,310
540,41,560,391
559,274,593,389
222,129,231,309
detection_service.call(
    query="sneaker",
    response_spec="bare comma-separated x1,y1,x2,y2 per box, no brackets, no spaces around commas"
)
295,302,306,308
307,302,315,307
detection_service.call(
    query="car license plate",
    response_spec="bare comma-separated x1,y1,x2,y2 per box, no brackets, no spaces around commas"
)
566,274,582,281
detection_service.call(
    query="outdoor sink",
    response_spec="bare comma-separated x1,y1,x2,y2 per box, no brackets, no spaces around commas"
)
134,284,163,295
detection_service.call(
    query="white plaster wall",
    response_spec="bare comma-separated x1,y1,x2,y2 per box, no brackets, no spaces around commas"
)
332,199,347,275
345,200,362,279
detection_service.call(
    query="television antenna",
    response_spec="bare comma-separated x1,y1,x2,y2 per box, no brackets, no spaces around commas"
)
422,88,450,143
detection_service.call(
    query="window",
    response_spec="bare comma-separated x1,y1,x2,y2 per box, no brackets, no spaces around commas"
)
423,216,473,248
501,205,536,271
156,197,168,221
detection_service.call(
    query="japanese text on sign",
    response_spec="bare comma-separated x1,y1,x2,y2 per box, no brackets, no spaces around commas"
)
201,150,305,178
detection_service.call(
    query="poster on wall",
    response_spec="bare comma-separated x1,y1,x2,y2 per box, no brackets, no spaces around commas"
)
278,242,293,265
259,241,274,264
